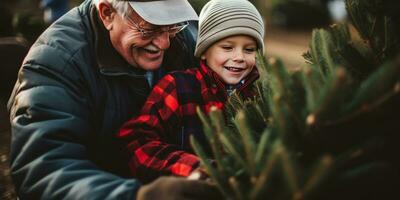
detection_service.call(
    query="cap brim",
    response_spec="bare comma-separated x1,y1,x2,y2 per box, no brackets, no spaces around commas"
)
128,0,198,25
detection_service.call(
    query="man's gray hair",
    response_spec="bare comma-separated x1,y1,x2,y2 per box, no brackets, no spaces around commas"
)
92,0,132,19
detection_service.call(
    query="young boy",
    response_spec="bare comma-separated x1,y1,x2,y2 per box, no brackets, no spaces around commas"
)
117,0,265,182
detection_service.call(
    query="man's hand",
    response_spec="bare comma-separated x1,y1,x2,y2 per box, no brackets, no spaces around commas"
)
136,176,222,200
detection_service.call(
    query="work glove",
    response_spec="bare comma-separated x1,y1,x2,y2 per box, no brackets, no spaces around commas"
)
136,176,222,200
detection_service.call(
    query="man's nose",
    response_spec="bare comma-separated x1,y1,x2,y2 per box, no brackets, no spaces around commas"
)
152,31,170,50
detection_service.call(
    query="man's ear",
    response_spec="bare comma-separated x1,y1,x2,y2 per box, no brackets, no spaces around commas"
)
98,2,116,30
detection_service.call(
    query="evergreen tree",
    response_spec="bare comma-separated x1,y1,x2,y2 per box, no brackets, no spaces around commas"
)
191,0,400,199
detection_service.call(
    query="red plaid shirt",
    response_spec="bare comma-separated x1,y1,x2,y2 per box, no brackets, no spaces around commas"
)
117,61,259,182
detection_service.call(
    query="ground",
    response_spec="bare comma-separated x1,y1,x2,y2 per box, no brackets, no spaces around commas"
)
266,28,311,70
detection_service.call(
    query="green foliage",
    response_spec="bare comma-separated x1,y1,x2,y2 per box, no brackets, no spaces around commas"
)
193,107,335,200
191,0,400,199
346,0,400,61
270,0,331,29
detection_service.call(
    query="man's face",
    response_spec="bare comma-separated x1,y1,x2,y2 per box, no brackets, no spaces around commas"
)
201,35,257,85
106,8,172,71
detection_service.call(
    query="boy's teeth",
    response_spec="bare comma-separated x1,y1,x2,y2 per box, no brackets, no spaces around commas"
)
225,67,243,72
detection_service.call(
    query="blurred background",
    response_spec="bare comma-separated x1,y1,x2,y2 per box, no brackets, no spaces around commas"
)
0,0,346,199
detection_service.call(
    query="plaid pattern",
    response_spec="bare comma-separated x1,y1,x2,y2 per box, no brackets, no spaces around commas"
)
117,61,259,182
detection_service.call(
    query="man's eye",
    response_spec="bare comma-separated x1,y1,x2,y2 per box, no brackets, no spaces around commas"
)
144,28,157,33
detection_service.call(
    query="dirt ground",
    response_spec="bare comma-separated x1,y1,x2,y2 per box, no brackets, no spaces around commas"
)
0,28,311,200
266,28,312,70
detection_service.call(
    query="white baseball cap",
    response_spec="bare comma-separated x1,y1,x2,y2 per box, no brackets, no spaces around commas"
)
127,0,199,25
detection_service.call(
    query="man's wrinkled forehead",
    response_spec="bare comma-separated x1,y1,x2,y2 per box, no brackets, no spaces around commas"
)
127,8,153,27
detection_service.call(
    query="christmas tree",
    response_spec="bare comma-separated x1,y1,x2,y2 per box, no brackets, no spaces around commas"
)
191,0,400,199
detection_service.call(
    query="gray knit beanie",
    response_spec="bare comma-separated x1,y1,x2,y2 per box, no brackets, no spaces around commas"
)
194,0,265,57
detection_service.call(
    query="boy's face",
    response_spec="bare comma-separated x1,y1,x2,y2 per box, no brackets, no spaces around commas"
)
201,35,257,85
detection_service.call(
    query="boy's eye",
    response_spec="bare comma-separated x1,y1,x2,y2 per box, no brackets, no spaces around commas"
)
245,48,256,53
221,46,233,50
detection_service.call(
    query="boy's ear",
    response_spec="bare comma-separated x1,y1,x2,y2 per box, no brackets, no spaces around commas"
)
98,2,116,31
200,55,206,60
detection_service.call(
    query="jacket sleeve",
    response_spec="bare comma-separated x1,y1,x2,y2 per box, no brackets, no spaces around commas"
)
7,46,141,200
117,74,200,182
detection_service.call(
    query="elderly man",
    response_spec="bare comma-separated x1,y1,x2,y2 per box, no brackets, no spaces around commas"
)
7,0,220,199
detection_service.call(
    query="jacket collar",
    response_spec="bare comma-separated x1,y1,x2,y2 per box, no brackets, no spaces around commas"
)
90,6,146,77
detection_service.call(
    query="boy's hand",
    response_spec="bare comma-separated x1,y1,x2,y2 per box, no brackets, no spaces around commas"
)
136,176,222,200
187,167,209,180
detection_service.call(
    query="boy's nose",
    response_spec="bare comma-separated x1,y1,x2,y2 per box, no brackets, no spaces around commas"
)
232,50,245,62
